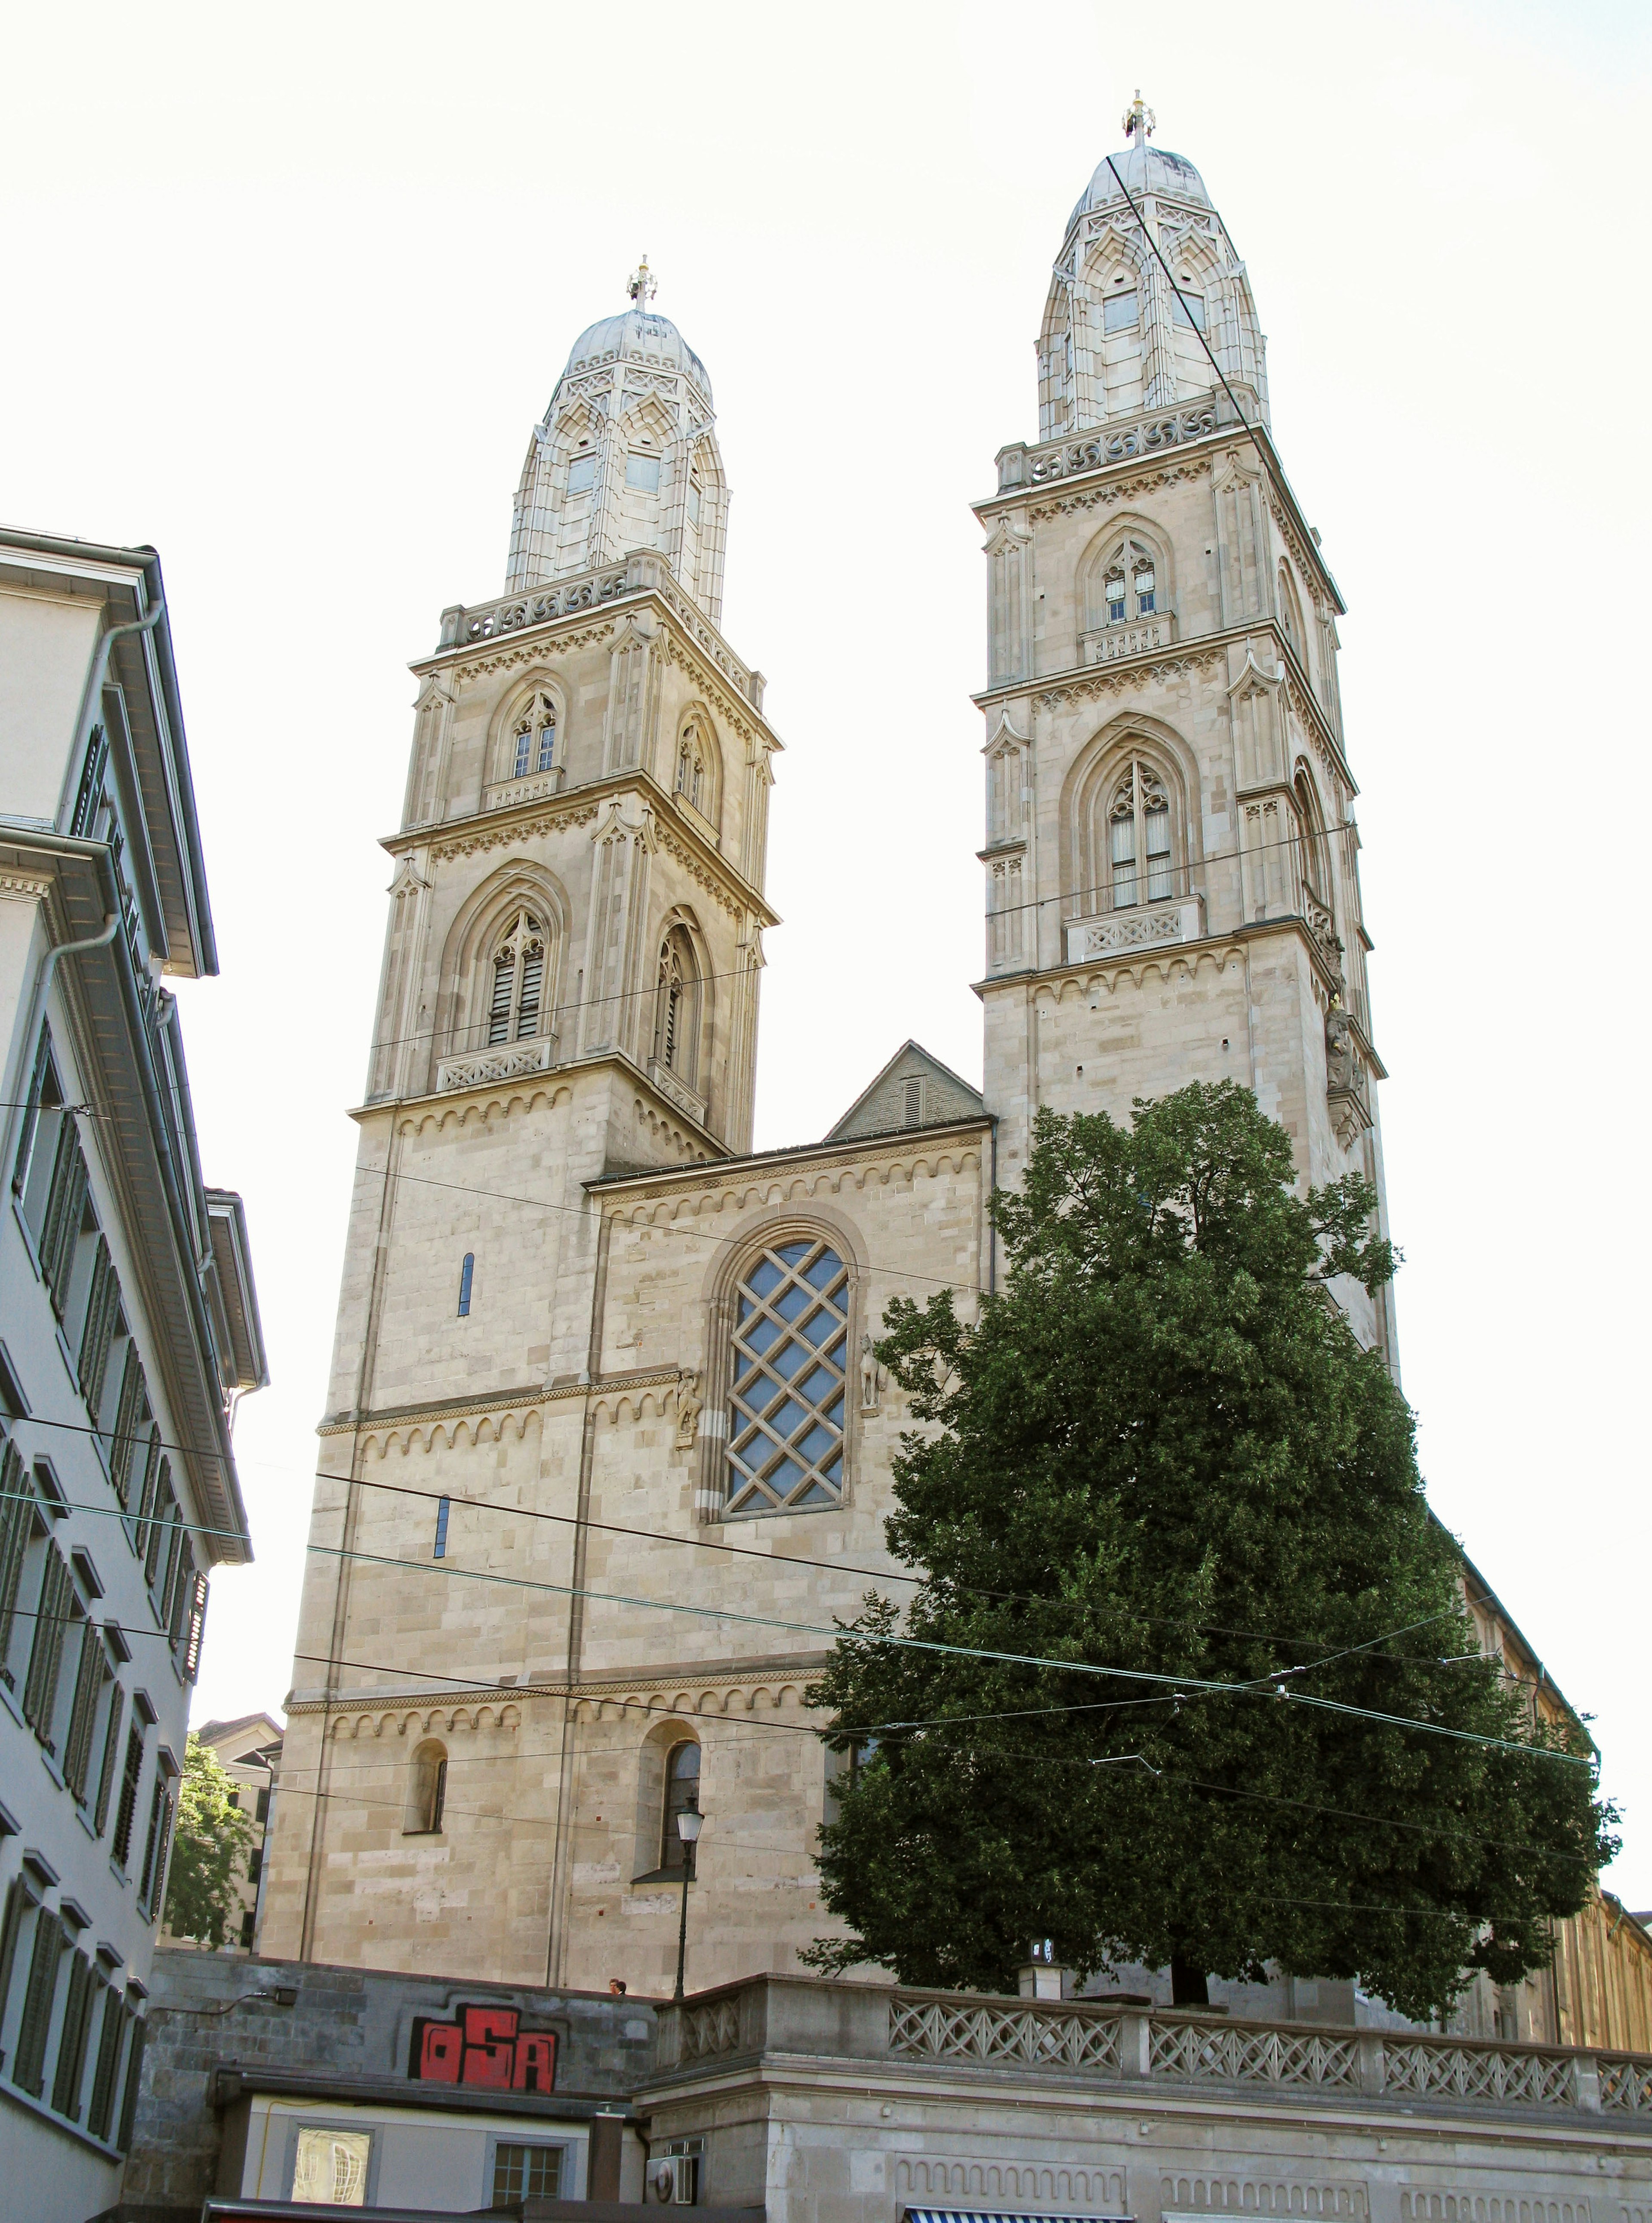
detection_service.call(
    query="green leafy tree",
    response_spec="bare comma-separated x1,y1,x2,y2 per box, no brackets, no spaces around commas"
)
163,1733,260,1948
806,1083,1613,2018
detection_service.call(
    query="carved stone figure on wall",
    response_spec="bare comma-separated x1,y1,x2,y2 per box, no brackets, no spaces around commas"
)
675,1370,702,1450
1325,999,1354,1093
860,1334,881,1414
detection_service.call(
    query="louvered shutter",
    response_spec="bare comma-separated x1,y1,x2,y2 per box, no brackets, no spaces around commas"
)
22,1545,72,1743
86,1979,123,2139
78,1238,120,1413
0,1440,36,1673
52,1949,95,2118
94,1683,126,1834
13,1911,65,2095
114,2011,146,2152
63,1623,106,1800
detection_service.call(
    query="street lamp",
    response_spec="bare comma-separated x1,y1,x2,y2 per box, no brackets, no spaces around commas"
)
672,1804,703,2003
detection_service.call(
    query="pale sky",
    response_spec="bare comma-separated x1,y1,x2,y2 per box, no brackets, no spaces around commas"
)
4,1,1648,1893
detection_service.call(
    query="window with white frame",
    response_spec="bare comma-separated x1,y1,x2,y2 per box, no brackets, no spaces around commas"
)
1098,538,1159,627
492,2142,564,2207
1108,760,1174,909
509,693,558,782
486,911,546,1045
726,1239,849,1517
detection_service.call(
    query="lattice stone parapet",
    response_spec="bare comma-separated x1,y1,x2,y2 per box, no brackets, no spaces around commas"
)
1066,896,1205,963
647,1058,707,1126
998,402,1221,494
437,554,766,711
435,1035,559,1093
1082,615,1173,666
484,766,566,814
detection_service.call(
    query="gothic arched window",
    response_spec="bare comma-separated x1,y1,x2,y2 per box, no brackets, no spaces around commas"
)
486,910,545,1044
726,1238,849,1518
511,694,558,782
675,721,706,812
1093,535,1162,630
405,1739,447,1834
1109,761,1174,909
1294,770,1331,905
660,1740,700,1870
653,926,699,1082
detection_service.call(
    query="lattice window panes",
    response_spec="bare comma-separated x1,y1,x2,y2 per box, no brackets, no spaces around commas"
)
510,693,559,781
726,1240,849,1516
1109,761,1174,909
486,911,546,1045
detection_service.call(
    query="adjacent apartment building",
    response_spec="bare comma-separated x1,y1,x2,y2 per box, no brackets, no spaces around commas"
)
160,1711,284,1955
0,528,266,2220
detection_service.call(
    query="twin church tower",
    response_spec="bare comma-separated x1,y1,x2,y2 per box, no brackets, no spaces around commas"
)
262,110,1393,1990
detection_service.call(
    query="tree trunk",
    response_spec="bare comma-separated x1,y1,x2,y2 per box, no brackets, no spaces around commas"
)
1170,1956,1209,2007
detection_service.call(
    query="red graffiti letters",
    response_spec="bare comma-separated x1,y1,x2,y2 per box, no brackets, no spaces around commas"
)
408,2003,558,2093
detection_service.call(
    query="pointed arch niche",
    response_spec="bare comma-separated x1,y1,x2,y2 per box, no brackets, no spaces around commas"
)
668,703,723,840
1061,714,1204,960
485,672,568,799
648,905,712,1121
1076,516,1175,664
430,863,571,1090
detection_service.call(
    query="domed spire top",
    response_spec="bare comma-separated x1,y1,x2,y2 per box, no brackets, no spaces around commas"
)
1121,88,1155,146
627,254,657,307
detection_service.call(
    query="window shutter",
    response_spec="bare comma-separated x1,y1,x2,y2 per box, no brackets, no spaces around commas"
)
515,946,543,1039
133,1434,162,1562
63,1621,106,1800
94,1683,126,1835
13,1910,65,2096
52,1948,95,2118
0,1439,36,1674
109,1349,146,1507
0,1874,33,2053
12,1027,52,1196
113,1725,145,1868
487,954,515,1044
114,2010,146,2153
86,1980,124,2140
78,1238,119,1410
144,1466,173,1589
23,1545,72,1744
181,1565,208,1680
38,1124,87,1303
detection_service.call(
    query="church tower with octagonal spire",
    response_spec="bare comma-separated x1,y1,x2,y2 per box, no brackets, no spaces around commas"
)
979,98,1396,1365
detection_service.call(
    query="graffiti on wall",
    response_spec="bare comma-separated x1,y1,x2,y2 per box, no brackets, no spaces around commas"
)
407,2002,558,2093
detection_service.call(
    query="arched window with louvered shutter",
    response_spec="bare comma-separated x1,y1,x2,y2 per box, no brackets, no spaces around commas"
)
486,910,546,1045
653,925,700,1085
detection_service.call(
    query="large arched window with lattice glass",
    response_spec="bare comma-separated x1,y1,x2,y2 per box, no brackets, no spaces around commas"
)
726,1239,848,1517
1108,760,1174,909
653,926,699,1083
509,692,558,781
487,910,545,1044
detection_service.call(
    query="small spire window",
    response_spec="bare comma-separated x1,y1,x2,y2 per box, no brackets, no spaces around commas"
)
1103,289,1139,333
1109,761,1174,910
675,722,706,812
1171,287,1206,332
687,479,702,528
626,451,661,494
487,911,546,1045
654,926,698,1080
567,452,596,494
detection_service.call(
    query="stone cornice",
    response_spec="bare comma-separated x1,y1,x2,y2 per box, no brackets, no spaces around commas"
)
382,769,778,929
287,1651,830,1719
975,621,1357,802
317,1363,687,1440
587,1116,992,1212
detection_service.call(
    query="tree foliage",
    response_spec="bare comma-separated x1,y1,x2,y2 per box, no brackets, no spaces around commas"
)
163,1733,260,1948
805,1084,1613,2017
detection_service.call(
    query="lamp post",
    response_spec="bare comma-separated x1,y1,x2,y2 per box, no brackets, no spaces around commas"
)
672,1804,703,2003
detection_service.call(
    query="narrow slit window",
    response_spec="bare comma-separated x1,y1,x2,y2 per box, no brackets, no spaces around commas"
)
1134,561,1156,615
535,709,557,774
433,1497,450,1559
457,1256,474,1318
1105,570,1126,624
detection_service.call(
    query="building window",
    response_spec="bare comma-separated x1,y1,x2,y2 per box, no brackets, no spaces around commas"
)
511,695,558,781
1172,284,1206,331
687,479,702,528
112,1723,145,1868
239,1908,256,1950
486,911,545,1045
626,450,661,493
457,1257,474,1318
653,926,699,1082
726,1239,849,1517
1103,288,1138,333
433,1496,450,1559
674,721,706,812
660,1740,700,1871
406,1740,447,1834
493,2143,564,2207
292,2126,373,2205
567,452,596,495
1294,770,1331,905
1133,559,1156,615
1104,568,1125,623
1109,761,1174,909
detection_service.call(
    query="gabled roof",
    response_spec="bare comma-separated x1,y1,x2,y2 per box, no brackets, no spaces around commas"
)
824,1040,986,1144
194,1710,285,1752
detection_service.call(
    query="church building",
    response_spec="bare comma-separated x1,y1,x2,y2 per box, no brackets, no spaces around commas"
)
260,112,1597,2037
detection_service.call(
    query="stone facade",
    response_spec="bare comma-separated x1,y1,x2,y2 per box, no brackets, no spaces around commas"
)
263,120,1612,2043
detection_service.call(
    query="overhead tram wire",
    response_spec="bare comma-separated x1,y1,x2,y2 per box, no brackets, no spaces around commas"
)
0,1459,1525,1677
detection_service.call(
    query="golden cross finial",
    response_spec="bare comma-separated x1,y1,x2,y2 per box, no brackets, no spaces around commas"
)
627,255,657,307
1122,90,1156,145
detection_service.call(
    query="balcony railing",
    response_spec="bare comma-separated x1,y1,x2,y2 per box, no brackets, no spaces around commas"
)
482,764,565,815
655,1977,1652,2127
1066,894,1205,963
647,1057,706,1125
1080,613,1174,665
435,1036,558,1094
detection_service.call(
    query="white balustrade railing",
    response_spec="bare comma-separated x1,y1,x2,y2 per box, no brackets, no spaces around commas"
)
435,1037,558,1093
